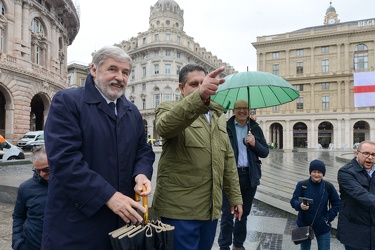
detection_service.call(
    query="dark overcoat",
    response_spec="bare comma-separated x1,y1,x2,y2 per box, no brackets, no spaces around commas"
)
337,157,375,249
42,74,154,249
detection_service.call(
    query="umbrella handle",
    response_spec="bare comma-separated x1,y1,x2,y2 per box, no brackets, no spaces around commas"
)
135,185,148,224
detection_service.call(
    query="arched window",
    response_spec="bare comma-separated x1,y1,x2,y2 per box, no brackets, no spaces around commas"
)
30,18,47,65
174,88,180,101
153,87,160,108
354,44,368,71
163,87,172,101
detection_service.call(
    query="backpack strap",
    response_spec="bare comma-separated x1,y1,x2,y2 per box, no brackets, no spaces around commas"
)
324,180,333,208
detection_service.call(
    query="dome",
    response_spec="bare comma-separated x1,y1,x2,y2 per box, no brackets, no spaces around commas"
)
326,2,336,13
149,0,184,31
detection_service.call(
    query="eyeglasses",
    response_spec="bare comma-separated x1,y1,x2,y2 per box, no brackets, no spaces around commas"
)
358,151,375,158
34,166,50,174
234,107,249,111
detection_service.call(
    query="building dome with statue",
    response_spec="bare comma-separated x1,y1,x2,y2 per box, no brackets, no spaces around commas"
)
116,0,236,139
0,0,79,143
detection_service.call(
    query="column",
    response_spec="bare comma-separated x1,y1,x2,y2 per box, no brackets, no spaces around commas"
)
22,1,30,42
285,120,291,150
336,43,341,72
262,53,266,72
13,0,23,56
310,82,315,111
344,43,350,73
344,118,351,148
310,47,315,73
344,80,350,111
285,49,290,76
337,81,341,111
309,119,316,149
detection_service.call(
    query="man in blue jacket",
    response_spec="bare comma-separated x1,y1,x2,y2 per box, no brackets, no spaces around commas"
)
337,141,375,250
42,46,155,249
12,145,49,250
219,100,269,250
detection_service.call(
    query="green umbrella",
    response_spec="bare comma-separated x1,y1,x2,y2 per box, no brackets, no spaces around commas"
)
211,71,300,110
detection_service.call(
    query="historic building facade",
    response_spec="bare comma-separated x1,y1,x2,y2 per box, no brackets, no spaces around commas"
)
0,0,79,143
115,0,236,139
252,3,375,150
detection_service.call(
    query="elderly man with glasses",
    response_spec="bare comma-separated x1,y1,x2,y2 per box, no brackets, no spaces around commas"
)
337,140,375,250
12,145,49,250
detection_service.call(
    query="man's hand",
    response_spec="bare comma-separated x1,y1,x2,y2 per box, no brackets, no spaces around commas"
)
134,174,152,196
246,131,256,147
231,204,243,221
199,66,226,100
106,192,145,224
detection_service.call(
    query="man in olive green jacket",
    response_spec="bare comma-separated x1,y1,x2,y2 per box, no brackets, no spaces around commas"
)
153,64,243,250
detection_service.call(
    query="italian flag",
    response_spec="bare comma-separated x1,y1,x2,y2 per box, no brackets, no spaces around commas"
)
354,72,375,107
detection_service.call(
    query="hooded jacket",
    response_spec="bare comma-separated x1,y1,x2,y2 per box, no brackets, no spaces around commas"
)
12,172,48,250
152,89,242,220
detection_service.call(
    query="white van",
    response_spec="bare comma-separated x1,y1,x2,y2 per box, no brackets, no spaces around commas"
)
0,140,25,161
17,131,44,149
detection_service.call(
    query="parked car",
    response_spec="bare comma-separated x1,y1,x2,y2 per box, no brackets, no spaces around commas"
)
154,139,163,146
0,140,25,161
17,131,44,149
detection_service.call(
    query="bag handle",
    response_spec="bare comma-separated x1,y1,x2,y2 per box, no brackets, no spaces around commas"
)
135,185,149,225
311,182,325,226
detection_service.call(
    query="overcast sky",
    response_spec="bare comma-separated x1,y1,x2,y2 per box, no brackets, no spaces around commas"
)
67,0,375,72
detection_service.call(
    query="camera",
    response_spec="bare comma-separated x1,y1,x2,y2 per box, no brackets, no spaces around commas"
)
298,197,314,205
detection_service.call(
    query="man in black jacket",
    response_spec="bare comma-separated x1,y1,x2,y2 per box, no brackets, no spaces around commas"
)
218,100,269,250
337,140,375,250
12,146,49,250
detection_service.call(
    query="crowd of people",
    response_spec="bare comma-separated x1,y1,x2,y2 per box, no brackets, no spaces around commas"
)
9,47,375,250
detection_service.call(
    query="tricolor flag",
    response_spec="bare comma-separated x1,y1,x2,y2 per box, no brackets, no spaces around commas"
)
354,72,375,107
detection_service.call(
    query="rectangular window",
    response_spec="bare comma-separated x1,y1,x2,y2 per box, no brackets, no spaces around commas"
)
322,59,329,73
154,34,159,42
296,49,304,57
154,94,160,108
142,83,146,91
165,64,171,74
177,66,181,75
295,84,304,91
177,52,181,58
272,105,280,112
177,36,181,43
143,37,146,44
321,46,329,54
296,97,304,110
131,86,135,93
272,64,279,76
142,67,146,77
80,78,85,87
322,96,330,110
154,64,159,74
165,50,171,56
322,82,329,90
166,34,171,41
131,70,135,80
272,52,279,59
154,50,159,56
296,62,303,74
164,94,172,101
142,100,146,110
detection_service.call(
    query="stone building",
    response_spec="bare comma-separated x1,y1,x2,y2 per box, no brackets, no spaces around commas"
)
252,3,375,150
0,0,79,143
115,0,236,139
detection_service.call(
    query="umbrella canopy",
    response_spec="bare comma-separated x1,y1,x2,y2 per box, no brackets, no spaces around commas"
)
211,71,300,110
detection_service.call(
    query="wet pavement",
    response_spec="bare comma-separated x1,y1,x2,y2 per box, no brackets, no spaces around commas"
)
0,148,351,249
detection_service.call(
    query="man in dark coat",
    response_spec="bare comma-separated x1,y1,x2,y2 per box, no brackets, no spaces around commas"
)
12,145,49,250
42,46,155,249
219,100,269,250
337,140,375,250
